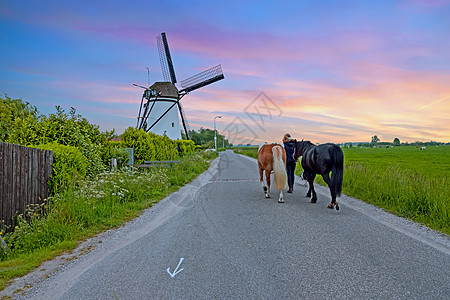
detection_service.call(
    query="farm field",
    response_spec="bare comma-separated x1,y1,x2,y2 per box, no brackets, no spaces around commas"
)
342,145,449,178
234,145,450,235
340,145,449,235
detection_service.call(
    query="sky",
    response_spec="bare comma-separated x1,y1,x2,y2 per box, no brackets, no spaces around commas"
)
1,0,449,145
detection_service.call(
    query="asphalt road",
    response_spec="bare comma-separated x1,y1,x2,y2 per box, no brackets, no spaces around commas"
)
15,150,450,299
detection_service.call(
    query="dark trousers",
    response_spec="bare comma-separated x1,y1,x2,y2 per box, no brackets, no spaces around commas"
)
286,162,296,187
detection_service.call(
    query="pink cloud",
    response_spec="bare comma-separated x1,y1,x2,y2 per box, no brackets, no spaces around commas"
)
399,0,450,11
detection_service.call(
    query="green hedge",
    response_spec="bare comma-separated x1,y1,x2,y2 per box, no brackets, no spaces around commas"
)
120,127,195,164
31,131,195,194
6,106,109,177
104,141,130,169
1,97,198,196
175,140,196,156
36,143,88,194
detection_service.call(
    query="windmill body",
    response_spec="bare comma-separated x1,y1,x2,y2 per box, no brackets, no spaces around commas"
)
135,32,224,140
145,82,181,140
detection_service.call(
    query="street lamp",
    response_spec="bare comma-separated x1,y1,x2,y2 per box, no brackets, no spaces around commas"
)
214,115,222,151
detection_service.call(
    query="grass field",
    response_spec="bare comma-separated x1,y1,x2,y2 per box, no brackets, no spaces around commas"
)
343,145,449,178
234,145,450,235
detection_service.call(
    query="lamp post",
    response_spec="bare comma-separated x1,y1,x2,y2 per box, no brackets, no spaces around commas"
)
214,115,222,151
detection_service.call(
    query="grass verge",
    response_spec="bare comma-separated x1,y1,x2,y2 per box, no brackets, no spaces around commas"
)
0,151,217,291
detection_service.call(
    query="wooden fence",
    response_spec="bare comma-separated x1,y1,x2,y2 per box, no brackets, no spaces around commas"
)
0,142,53,228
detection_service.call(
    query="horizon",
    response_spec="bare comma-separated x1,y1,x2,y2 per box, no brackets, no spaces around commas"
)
1,1,449,145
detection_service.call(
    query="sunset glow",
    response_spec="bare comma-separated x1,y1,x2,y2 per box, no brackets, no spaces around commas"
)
1,0,449,144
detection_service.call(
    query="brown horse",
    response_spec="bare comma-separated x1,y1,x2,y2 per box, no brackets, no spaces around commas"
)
257,142,287,203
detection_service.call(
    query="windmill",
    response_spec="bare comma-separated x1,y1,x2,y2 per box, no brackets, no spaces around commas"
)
135,32,225,140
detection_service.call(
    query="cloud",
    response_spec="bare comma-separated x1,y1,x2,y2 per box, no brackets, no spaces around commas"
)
414,95,450,111
399,0,450,11
1,1,449,143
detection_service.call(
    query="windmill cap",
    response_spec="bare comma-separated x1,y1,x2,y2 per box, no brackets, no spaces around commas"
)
150,82,178,97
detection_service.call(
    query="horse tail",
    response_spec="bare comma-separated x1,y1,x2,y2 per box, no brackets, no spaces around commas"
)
272,145,287,190
330,145,344,197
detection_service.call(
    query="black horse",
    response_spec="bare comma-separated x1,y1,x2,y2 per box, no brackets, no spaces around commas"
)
294,141,344,210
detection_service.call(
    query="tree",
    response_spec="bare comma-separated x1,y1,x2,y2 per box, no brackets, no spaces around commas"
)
393,138,400,146
371,135,380,144
186,127,230,148
0,95,39,141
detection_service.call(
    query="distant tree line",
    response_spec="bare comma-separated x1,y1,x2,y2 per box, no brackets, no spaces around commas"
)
182,127,231,149
341,135,447,148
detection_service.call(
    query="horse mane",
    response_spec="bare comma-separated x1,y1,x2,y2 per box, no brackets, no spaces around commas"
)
298,140,315,147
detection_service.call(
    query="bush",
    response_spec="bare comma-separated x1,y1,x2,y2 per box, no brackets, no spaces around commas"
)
6,106,111,178
110,146,131,169
121,127,156,163
121,127,194,163
36,143,88,194
6,106,112,147
0,95,39,141
175,140,196,156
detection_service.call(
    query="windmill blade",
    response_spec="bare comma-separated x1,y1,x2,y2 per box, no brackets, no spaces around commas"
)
157,32,177,84
157,34,170,82
179,64,224,94
177,101,191,139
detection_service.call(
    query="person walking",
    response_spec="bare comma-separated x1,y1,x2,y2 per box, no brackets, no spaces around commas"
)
283,133,297,193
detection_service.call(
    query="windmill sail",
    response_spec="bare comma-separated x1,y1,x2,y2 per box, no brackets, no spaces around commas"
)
177,102,190,139
157,32,177,83
180,65,224,93
136,32,224,141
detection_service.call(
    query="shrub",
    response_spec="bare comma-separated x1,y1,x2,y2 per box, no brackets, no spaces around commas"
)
121,127,192,163
0,95,39,142
175,140,196,156
36,143,88,194
110,147,131,169
6,106,111,178
121,127,155,163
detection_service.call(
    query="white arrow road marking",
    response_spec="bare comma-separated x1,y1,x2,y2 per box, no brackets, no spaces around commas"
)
167,258,184,278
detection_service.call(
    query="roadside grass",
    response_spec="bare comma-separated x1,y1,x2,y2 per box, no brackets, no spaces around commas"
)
233,147,258,159
234,145,450,235
339,146,449,235
0,151,217,291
